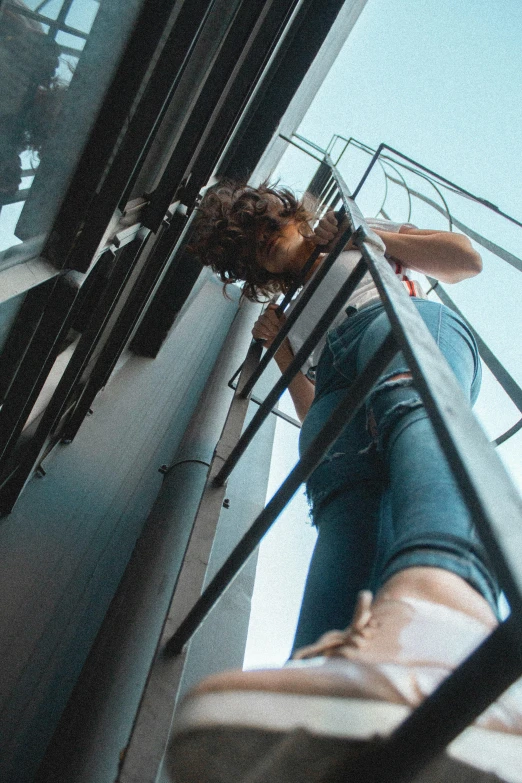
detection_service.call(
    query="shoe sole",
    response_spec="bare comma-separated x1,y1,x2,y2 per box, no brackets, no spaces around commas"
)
168,692,522,782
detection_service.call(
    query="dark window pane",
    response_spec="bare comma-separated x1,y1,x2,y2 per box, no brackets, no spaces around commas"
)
0,0,144,269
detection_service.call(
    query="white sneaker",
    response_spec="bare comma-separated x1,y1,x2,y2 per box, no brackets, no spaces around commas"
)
167,592,522,782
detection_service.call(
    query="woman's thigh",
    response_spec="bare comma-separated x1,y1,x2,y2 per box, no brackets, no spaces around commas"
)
355,299,482,402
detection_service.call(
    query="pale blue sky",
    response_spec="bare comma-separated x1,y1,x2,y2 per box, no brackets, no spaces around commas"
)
245,0,522,668
299,0,522,213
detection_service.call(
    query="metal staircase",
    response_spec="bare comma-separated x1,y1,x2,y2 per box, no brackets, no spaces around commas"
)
117,142,522,782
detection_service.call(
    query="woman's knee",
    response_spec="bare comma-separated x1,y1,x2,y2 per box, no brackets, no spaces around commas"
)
365,371,424,452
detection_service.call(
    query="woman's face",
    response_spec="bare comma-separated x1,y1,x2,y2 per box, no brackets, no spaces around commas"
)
257,220,315,276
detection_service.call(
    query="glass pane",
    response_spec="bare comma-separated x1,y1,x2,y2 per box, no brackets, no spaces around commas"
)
26,0,63,21
0,0,142,270
65,0,98,34
55,30,86,51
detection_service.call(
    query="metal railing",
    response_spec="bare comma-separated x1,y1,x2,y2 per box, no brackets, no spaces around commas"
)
287,133,522,447
119,150,522,782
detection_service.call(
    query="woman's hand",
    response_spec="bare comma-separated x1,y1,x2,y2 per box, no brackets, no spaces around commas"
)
252,304,286,349
253,304,315,422
252,303,294,378
312,211,354,252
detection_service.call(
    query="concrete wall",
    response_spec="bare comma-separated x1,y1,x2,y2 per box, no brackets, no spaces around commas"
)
0,270,239,783
35,296,279,783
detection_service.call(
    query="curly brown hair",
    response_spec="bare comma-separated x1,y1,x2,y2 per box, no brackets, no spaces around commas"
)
190,180,316,301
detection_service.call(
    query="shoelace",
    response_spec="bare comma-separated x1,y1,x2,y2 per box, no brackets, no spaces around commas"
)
293,591,377,660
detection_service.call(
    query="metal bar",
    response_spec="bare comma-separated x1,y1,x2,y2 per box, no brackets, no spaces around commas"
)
278,246,323,311
145,0,276,228
214,254,368,486
116,339,263,783
60,235,173,440
305,159,334,198
3,1,89,38
333,616,522,783
322,179,339,207
396,164,453,230
495,417,522,447
292,132,327,155
165,331,398,654
379,161,411,223
116,0,218,209
378,143,522,227
54,0,75,30
384,175,522,273
344,135,522,247
229,377,301,427
349,137,522,229
0,280,53,404
0,188,31,206
244,392,301,428
278,134,324,162
46,0,182,271
185,0,302,204
60,213,189,442
351,143,385,199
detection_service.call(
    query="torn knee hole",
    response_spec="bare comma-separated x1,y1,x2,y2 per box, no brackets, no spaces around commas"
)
387,372,412,382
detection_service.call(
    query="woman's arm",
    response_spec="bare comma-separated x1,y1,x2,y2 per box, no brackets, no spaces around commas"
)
375,226,482,283
252,305,315,422
314,212,482,284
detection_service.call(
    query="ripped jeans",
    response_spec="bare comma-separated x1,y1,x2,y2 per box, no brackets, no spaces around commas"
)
293,299,500,650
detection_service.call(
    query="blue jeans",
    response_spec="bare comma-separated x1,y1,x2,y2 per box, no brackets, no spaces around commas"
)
293,299,500,650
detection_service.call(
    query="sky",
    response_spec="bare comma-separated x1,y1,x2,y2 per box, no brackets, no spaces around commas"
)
244,0,522,668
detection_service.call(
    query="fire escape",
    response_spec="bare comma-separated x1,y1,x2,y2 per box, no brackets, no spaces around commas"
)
0,2,521,782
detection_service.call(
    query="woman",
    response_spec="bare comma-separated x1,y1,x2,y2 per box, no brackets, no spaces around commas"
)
167,182,521,782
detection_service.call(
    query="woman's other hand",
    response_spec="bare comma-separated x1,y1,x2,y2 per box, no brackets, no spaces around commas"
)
252,304,315,421
252,304,286,349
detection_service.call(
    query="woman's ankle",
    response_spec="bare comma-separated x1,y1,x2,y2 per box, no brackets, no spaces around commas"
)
374,567,498,629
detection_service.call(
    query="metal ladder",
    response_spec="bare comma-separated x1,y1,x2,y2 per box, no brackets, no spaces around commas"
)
117,149,522,783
